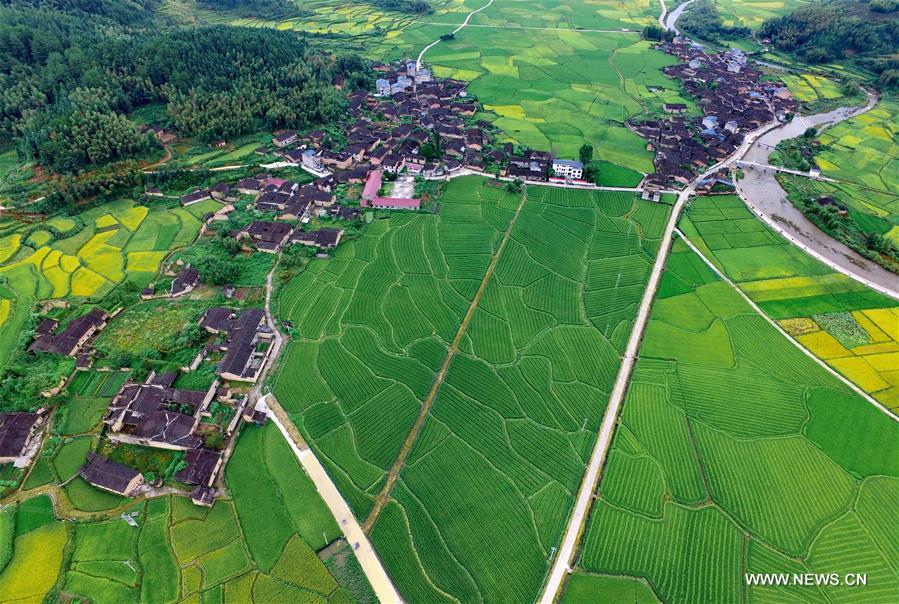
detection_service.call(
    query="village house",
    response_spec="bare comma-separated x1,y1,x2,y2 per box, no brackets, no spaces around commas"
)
238,220,294,253
272,130,298,148
80,453,144,497
104,371,217,450
291,228,344,249
29,309,108,357
664,103,688,114
175,448,223,488
552,159,584,180
0,413,43,464
199,307,273,383
171,267,200,297
180,189,212,206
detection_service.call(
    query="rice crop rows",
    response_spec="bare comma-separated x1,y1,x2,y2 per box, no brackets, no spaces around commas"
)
567,239,899,602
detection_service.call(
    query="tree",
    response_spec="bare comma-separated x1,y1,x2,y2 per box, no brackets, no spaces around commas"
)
579,143,594,165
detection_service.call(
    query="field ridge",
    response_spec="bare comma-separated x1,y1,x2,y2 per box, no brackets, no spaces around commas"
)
362,183,529,532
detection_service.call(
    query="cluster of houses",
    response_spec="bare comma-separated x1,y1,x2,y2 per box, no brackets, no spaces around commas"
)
95,361,264,506
634,38,798,191
9,278,276,506
28,308,112,370
271,60,587,187
83,303,277,506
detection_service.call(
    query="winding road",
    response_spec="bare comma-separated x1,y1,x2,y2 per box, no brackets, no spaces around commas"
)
416,0,495,69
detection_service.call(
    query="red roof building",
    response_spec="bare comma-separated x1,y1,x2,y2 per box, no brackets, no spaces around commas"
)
361,170,421,210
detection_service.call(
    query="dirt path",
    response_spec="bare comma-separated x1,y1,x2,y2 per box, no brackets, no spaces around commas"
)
416,0,495,69
361,184,529,532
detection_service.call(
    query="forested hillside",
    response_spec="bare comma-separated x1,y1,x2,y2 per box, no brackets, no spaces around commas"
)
0,0,371,172
759,0,899,87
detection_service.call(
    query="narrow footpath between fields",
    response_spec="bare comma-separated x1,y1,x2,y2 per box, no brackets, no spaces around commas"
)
362,184,529,533
674,228,899,421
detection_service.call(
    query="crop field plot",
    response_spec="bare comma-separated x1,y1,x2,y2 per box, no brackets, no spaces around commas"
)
714,0,813,29
367,186,670,602
814,98,899,195
272,176,519,518
420,26,687,166
0,200,207,375
681,194,899,410
0,424,369,603
567,240,899,603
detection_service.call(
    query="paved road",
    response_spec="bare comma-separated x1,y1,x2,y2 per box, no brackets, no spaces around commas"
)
675,228,898,420
250,254,403,602
539,120,783,603
259,395,404,603
735,93,899,300
416,0,495,69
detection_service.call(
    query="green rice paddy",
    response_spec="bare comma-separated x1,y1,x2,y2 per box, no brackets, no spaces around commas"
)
273,176,673,601
567,237,899,603
681,194,899,411
0,423,373,603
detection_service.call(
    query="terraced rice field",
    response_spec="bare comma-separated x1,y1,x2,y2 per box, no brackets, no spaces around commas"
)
0,423,373,603
0,199,211,373
272,176,520,518
273,175,672,601
371,186,670,602
565,238,899,603
680,195,899,410
813,98,899,197
713,0,813,29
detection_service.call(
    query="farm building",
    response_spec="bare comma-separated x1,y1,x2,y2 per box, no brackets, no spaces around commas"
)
80,452,144,497
28,309,108,357
0,413,42,464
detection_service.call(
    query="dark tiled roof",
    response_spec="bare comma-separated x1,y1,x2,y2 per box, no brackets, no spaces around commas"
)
80,452,141,495
132,411,202,448
171,268,199,296
175,448,222,486
0,413,40,458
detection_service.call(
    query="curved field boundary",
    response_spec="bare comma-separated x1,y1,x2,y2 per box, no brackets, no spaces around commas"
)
674,228,898,422
362,183,529,532
416,0,495,69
